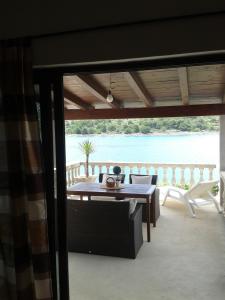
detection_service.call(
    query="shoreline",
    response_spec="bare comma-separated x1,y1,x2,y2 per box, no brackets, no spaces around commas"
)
66,131,219,137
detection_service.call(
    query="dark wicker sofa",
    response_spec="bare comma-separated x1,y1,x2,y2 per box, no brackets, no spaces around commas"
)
67,199,143,259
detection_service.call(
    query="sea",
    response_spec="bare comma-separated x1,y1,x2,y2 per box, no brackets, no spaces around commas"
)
66,132,219,183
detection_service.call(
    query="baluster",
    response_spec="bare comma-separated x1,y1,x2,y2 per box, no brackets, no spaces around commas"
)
169,167,173,185
70,166,73,184
106,165,110,173
91,165,95,175
71,168,74,185
71,167,74,185
180,168,185,186
209,168,213,180
121,166,125,174
66,168,69,187
158,168,163,185
199,168,204,181
172,168,176,185
68,167,72,187
75,166,78,182
146,167,150,175
190,168,195,186
137,164,141,174
68,168,70,187
163,168,168,185
128,166,131,175
75,166,78,177
99,165,102,173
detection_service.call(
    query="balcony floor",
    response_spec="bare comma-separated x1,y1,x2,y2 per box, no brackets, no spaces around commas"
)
69,189,225,300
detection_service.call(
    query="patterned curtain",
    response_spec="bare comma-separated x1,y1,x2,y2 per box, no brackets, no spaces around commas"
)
0,40,52,299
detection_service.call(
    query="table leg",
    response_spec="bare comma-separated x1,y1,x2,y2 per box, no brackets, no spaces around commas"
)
152,192,156,227
146,197,151,242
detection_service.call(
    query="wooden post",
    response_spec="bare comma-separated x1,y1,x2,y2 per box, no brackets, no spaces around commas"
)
220,116,225,208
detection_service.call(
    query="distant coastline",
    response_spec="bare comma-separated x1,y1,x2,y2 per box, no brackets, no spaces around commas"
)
66,130,219,137
65,116,219,135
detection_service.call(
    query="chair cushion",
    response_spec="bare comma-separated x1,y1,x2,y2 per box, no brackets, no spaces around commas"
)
134,198,146,204
91,196,137,215
131,175,152,185
91,196,116,201
129,199,137,215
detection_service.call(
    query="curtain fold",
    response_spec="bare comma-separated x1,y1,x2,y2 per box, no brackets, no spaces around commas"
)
0,40,53,300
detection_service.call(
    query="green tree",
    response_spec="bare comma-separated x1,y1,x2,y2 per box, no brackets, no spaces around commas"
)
81,127,88,134
124,127,132,134
140,125,150,134
75,127,82,134
108,124,116,132
133,124,140,133
88,128,95,134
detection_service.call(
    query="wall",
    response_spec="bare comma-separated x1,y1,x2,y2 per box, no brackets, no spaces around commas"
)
1,1,225,67
32,13,225,68
0,0,225,39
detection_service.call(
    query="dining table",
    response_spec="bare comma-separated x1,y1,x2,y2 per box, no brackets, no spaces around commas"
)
67,182,156,242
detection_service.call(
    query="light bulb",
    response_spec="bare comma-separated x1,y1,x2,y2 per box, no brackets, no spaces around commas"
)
106,90,114,103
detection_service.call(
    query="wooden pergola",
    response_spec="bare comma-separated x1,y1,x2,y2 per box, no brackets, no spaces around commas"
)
64,64,225,120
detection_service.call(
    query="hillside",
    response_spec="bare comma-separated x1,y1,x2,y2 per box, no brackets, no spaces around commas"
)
65,116,219,135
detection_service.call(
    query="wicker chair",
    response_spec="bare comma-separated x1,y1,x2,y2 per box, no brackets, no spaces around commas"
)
67,199,143,258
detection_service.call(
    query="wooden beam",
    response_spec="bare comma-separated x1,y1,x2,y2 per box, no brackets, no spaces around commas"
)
64,102,71,110
75,75,121,109
64,104,225,120
64,88,94,110
178,67,189,105
124,72,153,107
64,99,75,107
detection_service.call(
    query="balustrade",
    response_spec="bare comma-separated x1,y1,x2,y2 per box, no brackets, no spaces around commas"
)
66,162,81,186
66,161,217,187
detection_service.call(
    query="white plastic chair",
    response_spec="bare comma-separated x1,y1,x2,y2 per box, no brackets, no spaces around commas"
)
162,180,221,217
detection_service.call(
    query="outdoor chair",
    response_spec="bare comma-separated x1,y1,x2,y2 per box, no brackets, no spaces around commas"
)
129,174,160,226
67,199,143,258
162,180,221,217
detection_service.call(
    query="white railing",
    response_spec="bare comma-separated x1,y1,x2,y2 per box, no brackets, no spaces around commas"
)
66,162,81,186
66,161,217,187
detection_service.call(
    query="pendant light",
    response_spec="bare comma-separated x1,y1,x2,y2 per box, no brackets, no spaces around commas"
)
106,73,114,103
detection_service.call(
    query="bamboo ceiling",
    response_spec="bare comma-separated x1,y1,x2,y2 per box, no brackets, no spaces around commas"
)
63,64,225,119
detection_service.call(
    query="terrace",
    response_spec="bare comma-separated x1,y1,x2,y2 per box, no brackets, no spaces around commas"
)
68,195,225,300
66,159,224,299
60,63,225,299
65,158,225,300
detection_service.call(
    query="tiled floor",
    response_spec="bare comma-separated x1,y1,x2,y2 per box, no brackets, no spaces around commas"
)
69,190,225,300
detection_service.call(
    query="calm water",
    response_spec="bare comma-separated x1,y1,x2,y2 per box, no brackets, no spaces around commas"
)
66,133,219,165
66,133,219,183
